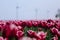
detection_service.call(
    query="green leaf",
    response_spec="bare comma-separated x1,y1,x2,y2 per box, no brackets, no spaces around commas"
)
0,31,2,36
46,29,53,40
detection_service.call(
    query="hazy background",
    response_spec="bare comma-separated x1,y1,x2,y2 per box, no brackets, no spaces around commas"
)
0,0,60,20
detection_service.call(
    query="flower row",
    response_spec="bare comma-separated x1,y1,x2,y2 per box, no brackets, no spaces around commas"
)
0,19,60,40
0,19,60,28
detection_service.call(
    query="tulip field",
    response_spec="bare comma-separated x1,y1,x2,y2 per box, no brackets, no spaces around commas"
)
0,19,60,40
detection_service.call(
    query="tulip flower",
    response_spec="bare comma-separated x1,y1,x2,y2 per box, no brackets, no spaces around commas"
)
21,21,26,27
17,26,23,31
47,22,54,28
56,22,60,30
26,21,32,27
2,24,11,38
0,36,8,40
0,20,60,40
18,37,32,40
16,31,24,38
37,31,47,40
41,21,47,28
32,21,38,27
0,37,4,40
51,35,58,40
27,30,37,37
37,21,43,27
47,19,54,23
50,27,58,35
57,31,60,37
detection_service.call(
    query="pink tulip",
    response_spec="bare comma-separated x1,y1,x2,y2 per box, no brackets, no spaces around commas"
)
35,31,47,40
26,21,32,27
51,35,58,40
27,30,37,37
17,26,23,31
37,31,47,39
21,21,26,27
2,24,11,38
18,37,32,40
41,21,47,28
57,31,60,37
16,31,24,38
0,37,4,40
56,22,60,30
32,21,38,27
0,36,8,40
47,22,54,28
50,27,58,35
4,38,8,40
51,27,60,37
47,19,54,23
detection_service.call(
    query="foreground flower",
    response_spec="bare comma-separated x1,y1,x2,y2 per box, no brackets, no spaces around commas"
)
2,24,11,38
18,37,32,40
17,26,23,31
0,37,4,40
0,36,8,40
50,27,58,35
51,35,58,40
27,30,37,37
16,31,24,38
37,31,47,40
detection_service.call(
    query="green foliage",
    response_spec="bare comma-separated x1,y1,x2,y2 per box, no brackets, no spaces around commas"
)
9,37,16,40
46,29,54,40
0,31,2,36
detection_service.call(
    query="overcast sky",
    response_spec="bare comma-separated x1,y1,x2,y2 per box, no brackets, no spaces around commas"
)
0,0,60,20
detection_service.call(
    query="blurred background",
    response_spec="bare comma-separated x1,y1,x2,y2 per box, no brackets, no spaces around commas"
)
0,0,60,20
